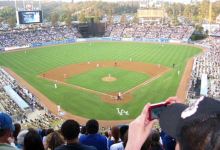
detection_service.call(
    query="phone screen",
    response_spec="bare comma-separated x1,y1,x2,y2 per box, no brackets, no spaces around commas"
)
151,105,167,120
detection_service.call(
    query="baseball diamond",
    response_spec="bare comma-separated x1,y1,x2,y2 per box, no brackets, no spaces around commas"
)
0,42,201,121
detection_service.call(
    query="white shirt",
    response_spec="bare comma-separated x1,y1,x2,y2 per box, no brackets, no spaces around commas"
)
110,142,124,150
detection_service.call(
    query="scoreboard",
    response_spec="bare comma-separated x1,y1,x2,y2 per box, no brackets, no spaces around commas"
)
17,11,43,24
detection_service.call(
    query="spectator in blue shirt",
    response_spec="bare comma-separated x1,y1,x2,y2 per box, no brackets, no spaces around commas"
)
79,119,107,150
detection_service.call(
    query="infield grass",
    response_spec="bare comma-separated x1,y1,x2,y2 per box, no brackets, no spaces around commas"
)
66,67,150,93
0,42,201,120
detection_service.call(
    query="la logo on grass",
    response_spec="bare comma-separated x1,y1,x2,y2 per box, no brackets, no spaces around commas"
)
116,108,129,116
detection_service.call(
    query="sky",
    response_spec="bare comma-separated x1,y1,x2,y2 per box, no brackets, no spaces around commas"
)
70,0,193,3
1,0,218,3
62,0,218,4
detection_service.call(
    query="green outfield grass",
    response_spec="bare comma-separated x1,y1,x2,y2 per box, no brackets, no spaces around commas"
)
0,42,201,120
66,67,150,93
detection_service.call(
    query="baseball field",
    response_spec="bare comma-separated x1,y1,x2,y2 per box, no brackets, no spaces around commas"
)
0,42,201,121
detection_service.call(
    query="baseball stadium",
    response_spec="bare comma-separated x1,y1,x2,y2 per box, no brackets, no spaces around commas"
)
0,0,220,150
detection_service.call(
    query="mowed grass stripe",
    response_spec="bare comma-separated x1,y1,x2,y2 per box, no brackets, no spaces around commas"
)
0,42,201,120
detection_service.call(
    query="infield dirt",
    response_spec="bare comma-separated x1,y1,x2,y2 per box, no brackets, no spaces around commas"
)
40,61,170,104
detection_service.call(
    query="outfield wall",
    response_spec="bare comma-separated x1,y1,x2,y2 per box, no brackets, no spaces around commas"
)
2,37,186,51
76,37,184,43
31,38,76,48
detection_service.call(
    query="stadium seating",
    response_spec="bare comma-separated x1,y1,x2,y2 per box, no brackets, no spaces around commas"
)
0,68,61,129
105,23,194,40
0,26,81,48
188,37,220,99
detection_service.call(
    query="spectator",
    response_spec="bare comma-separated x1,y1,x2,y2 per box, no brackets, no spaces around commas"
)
55,119,96,150
125,103,157,150
46,131,64,150
79,126,87,138
23,129,45,150
16,130,28,150
108,126,120,149
141,129,163,150
160,131,176,150
13,123,21,145
104,131,109,139
0,112,16,150
125,96,220,150
43,128,55,148
110,125,129,150
79,119,107,150
159,96,220,150
40,129,47,140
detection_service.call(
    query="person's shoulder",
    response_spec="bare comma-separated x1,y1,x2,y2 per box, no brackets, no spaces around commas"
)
79,144,97,150
79,134,86,140
108,139,114,145
97,133,107,139
0,144,17,150
97,134,107,142
110,142,124,150
55,143,97,150
54,144,66,150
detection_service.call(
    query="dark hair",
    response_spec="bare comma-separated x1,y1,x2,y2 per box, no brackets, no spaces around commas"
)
86,119,99,134
122,130,128,148
111,126,120,143
141,130,163,150
41,129,47,138
61,119,80,140
104,131,109,138
179,115,220,150
13,123,21,143
120,125,129,141
47,131,64,150
46,128,54,136
23,130,44,150
80,126,87,135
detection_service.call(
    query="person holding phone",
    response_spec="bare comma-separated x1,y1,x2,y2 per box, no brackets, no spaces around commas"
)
125,96,220,150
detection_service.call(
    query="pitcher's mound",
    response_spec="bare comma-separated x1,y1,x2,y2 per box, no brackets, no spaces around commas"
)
102,76,117,82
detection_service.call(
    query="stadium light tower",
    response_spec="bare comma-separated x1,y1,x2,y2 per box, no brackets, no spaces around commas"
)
139,0,161,8
14,0,41,11
208,0,213,36
209,0,212,23
139,0,149,8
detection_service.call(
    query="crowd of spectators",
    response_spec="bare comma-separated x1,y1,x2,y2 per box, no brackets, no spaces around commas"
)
0,110,178,150
1,96,220,150
0,68,61,129
188,37,220,99
0,68,23,117
105,23,194,40
0,23,195,49
0,26,81,48
212,29,220,36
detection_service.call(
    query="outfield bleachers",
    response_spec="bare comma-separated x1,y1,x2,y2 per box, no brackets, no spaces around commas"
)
0,26,81,48
105,23,194,40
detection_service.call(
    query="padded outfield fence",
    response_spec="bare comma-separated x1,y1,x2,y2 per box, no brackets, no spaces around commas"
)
1,37,189,51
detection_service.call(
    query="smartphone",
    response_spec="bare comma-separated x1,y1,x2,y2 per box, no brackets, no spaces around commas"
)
148,102,168,120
